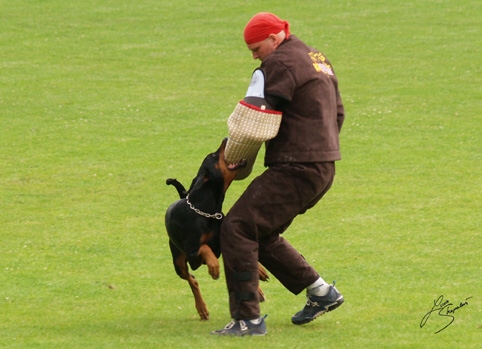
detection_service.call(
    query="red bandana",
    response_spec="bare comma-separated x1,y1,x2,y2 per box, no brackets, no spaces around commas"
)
243,12,290,45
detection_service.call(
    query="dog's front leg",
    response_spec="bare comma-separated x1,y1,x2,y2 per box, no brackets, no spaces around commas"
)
186,274,210,320
174,253,210,320
198,244,219,280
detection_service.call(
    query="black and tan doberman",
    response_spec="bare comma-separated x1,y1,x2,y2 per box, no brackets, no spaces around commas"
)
165,138,268,320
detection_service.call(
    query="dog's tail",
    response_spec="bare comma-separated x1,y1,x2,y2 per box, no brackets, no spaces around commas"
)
166,178,188,199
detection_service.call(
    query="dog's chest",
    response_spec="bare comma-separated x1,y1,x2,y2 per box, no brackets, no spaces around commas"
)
165,199,222,256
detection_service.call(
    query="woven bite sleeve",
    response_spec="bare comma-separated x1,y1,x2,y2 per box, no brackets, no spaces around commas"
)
225,101,282,180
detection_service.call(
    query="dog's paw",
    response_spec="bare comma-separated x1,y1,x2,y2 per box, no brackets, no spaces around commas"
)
207,263,220,280
196,303,210,320
198,244,220,279
258,287,266,302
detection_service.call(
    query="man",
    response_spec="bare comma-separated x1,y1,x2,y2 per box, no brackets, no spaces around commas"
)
211,12,345,336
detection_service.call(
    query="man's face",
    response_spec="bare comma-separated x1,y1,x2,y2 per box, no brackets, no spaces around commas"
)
247,36,277,61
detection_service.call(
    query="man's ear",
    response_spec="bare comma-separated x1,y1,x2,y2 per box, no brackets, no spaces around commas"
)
268,33,278,45
269,33,284,49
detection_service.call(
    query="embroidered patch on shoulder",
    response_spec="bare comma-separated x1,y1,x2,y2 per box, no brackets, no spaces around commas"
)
309,52,334,76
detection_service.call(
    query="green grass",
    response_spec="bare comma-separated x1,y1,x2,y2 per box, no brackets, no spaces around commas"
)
1,0,481,347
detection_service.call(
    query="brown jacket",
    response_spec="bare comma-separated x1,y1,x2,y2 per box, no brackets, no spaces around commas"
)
261,35,344,164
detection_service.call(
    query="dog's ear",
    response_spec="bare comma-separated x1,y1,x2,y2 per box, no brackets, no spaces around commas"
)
189,166,210,191
191,175,204,191
202,167,212,182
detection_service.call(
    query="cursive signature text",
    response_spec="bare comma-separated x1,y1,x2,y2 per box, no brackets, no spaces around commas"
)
420,295,473,333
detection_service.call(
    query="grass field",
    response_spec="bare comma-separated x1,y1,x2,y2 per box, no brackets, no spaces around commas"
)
1,0,480,348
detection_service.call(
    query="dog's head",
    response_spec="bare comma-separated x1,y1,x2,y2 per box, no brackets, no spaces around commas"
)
189,138,247,194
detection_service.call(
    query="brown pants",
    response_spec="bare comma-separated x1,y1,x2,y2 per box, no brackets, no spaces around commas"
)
220,161,336,320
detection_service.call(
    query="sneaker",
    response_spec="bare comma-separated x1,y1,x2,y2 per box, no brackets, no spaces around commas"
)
291,284,344,325
211,315,268,336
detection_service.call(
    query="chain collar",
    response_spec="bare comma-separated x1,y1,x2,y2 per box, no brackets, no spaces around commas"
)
185,195,223,220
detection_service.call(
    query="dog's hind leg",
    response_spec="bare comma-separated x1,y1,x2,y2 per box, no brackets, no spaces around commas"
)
258,263,269,282
257,263,269,302
174,253,210,320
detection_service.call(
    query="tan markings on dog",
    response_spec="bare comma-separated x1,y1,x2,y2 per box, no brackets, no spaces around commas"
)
199,232,214,245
